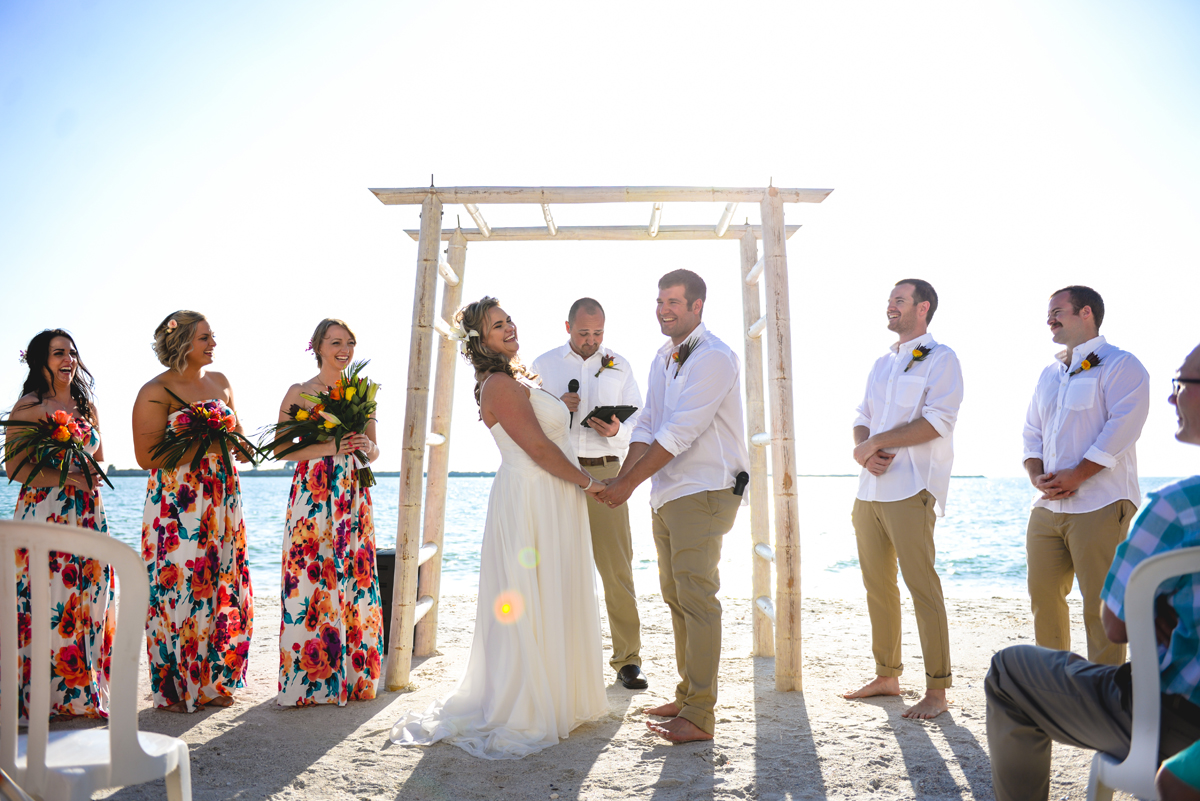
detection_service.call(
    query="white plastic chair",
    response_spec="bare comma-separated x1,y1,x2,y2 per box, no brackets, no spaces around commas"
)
1087,545,1200,801
0,519,191,801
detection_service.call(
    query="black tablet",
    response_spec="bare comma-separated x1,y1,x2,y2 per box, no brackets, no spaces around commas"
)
580,405,638,428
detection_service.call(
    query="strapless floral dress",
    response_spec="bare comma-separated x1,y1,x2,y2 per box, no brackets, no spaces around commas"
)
140,400,252,711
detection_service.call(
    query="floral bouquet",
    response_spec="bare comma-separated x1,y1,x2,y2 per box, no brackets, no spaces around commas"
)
1,410,112,493
262,359,380,487
151,389,260,475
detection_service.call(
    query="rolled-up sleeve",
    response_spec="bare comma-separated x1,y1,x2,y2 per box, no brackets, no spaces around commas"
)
611,365,642,451
852,366,875,430
631,360,659,446
1022,374,1047,464
654,350,737,457
1085,356,1151,470
921,351,963,438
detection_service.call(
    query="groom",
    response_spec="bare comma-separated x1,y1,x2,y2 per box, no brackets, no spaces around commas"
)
598,268,749,743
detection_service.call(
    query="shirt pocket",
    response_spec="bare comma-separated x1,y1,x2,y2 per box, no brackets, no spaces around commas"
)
1064,378,1098,411
664,372,685,410
892,375,927,410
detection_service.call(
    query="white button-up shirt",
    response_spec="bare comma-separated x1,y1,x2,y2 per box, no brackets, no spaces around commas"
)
1023,335,1150,514
531,342,642,460
631,323,750,511
854,332,963,517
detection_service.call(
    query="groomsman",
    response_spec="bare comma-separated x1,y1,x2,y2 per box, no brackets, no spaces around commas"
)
532,298,647,689
598,269,749,743
844,279,963,720
1022,285,1150,665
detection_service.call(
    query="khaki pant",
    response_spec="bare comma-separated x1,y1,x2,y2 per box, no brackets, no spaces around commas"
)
851,490,952,689
581,458,641,671
1026,499,1136,665
652,488,740,734
986,644,1200,801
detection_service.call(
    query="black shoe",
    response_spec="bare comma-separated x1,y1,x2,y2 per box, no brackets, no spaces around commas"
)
617,664,648,690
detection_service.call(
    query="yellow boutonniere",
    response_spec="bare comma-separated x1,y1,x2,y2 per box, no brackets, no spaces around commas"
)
1068,351,1102,377
904,344,934,373
594,354,620,378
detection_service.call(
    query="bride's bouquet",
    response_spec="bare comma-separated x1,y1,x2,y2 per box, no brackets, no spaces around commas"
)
1,410,112,493
262,359,380,487
151,390,260,475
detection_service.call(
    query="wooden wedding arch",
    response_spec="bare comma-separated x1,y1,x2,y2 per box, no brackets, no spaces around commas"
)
371,185,833,693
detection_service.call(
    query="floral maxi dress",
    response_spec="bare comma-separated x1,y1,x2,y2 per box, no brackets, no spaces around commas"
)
9,421,115,724
278,455,384,706
142,436,253,711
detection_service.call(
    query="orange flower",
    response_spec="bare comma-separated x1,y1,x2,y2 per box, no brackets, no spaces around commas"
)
299,639,333,682
350,675,375,701
51,425,72,442
51,409,72,425
159,563,180,591
57,594,81,639
365,647,381,679
54,643,92,689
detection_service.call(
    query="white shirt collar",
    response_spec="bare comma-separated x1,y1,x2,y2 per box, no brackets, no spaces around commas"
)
889,330,936,355
1055,335,1107,369
561,342,601,364
656,322,709,356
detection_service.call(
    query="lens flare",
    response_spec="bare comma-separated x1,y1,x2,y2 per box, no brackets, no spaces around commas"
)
493,590,525,625
518,547,540,569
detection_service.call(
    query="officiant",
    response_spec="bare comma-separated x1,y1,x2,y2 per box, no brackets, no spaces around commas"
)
532,297,648,690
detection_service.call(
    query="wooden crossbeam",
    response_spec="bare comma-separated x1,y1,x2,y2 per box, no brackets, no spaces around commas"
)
371,186,833,205
402,224,801,242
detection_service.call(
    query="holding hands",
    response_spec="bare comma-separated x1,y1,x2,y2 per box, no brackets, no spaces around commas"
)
853,437,894,477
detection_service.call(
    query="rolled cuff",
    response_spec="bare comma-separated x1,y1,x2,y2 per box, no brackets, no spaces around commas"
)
852,414,871,430
652,427,686,457
1083,445,1118,470
922,410,952,439
631,430,654,446
1022,450,1043,464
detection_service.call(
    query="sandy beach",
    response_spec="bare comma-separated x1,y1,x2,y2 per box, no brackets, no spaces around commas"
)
75,591,1119,801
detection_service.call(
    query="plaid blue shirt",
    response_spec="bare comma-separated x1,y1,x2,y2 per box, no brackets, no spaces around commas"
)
1102,475,1200,705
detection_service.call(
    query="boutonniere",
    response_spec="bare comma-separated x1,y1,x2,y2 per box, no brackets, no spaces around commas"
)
668,337,700,378
594,353,620,378
1068,351,1101,377
904,344,934,373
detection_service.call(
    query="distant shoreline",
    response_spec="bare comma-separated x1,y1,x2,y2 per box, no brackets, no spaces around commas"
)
0,469,987,480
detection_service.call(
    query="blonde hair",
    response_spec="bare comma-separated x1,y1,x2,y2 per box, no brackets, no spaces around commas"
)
309,318,356,367
152,310,207,373
455,297,537,405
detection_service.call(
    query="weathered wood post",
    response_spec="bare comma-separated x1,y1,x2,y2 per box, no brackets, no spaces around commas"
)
740,227,774,658
385,192,442,690
414,226,467,656
760,187,802,691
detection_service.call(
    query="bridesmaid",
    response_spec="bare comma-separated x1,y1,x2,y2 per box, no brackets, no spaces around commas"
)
275,318,383,706
4,329,114,723
132,311,253,712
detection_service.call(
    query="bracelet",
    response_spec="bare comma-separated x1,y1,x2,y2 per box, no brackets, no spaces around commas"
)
582,476,595,491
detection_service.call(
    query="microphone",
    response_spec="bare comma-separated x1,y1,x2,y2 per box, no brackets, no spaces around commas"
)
568,379,579,427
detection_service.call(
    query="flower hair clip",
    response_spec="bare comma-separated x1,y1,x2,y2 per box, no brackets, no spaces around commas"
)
18,349,27,364
166,319,178,331
305,342,313,353
442,320,480,355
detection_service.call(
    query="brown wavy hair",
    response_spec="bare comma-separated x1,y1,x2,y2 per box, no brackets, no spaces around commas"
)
455,296,537,405
309,318,357,366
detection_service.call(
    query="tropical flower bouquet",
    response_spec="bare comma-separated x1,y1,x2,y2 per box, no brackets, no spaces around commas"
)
151,390,260,475
263,360,380,487
1,410,112,493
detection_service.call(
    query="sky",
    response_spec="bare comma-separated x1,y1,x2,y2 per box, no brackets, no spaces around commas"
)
2,0,1199,479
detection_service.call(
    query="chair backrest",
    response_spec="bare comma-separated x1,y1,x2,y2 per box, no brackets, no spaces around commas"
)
0,519,150,792
1120,545,1200,786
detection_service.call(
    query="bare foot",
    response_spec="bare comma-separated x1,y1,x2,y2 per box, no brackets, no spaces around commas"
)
643,702,681,718
901,689,948,720
842,675,901,699
205,696,235,708
646,716,714,743
159,701,190,713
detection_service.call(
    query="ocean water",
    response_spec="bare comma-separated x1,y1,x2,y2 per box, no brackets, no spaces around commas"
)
0,475,1182,600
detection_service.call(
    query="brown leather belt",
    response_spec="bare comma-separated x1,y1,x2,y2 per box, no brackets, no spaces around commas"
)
578,455,619,467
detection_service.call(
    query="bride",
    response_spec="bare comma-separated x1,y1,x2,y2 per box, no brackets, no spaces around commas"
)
390,296,609,759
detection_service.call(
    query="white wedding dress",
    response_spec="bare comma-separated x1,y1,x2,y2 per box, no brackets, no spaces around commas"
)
390,387,608,759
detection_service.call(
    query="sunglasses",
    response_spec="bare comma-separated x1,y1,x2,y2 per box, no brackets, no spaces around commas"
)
1174,378,1200,394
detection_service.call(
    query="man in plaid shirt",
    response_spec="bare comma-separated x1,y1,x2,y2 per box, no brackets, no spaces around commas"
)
985,343,1200,801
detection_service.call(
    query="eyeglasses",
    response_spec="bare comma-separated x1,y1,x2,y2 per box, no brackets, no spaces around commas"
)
1173,378,1200,394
